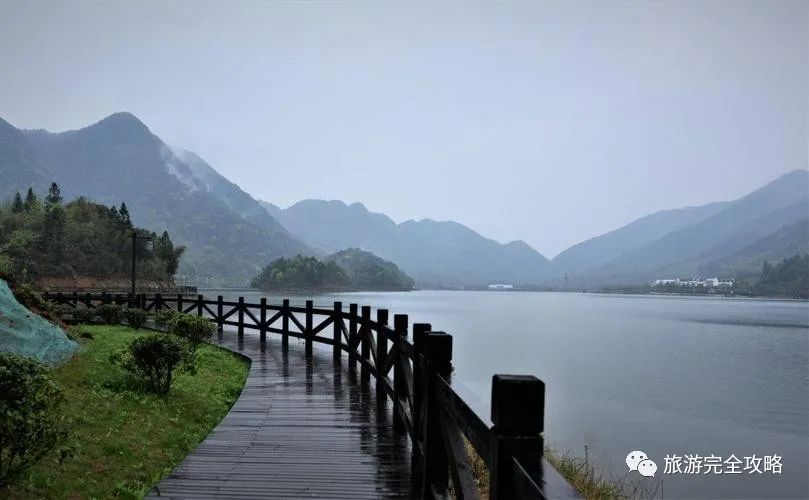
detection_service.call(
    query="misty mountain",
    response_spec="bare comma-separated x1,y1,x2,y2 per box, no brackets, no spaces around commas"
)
552,201,731,277
263,199,552,287
699,218,809,279
571,170,809,285
0,112,312,284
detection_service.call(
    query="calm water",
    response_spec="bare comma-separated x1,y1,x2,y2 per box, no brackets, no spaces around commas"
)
209,290,809,499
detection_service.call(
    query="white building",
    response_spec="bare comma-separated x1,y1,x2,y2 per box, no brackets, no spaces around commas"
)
488,284,514,290
651,277,734,288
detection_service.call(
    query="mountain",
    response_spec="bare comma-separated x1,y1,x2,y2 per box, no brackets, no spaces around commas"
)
699,218,809,279
264,199,552,287
0,113,312,285
0,118,50,195
551,201,730,277
570,170,809,285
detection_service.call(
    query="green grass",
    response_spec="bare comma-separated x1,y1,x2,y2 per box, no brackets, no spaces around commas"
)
545,448,659,499
4,325,249,499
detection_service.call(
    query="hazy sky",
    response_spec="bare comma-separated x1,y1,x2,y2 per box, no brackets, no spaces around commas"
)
1,1,806,257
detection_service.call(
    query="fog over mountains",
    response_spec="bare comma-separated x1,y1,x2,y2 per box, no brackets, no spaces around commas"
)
1,112,806,288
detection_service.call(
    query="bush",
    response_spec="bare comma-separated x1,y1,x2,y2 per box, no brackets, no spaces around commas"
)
0,352,68,488
124,308,147,329
115,335,185,395
70,306,96,324
153,309,180,329
96,304,123,325
169,314,215,353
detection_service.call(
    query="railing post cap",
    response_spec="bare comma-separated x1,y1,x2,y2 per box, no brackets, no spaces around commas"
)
393,313,407,330
491,374,544,434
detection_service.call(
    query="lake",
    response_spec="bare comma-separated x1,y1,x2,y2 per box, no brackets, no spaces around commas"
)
208,290,809,499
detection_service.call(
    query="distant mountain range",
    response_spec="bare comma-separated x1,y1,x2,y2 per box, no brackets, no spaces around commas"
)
262,199,551,287
555,169,808,286
1,112,806,288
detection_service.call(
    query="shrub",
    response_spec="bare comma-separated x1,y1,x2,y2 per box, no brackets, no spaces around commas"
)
169,314,215,353
96,304,123,325
124,308,148,329
70,306,96,324
115,335,185,395
0,352,68,488
153,309,180,329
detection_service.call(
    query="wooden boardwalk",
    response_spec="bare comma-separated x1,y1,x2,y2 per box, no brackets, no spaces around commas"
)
147,331,414,499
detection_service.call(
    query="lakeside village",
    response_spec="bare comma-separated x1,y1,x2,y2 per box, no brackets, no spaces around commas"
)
651,277,735,288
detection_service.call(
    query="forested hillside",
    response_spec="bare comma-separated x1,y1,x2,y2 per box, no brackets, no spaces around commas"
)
0,113,311,285
0,183,183,284
251,249,415,291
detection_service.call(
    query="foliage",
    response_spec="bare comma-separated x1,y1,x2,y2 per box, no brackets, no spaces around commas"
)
114,334,186,395
251,250,415,291
153,309,180,328
5,326,248,498
124,308,148,329
328,248,415,290
0,186,184,283
754,253,809,298
96,304,123,325
251,254,349,291
0,352,68,488
168,314,215,374
70,306,96,324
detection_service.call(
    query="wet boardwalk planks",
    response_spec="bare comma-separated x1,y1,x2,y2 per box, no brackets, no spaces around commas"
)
147,332,413,499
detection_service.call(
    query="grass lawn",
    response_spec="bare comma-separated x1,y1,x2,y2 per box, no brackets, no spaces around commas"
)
5,325,249,499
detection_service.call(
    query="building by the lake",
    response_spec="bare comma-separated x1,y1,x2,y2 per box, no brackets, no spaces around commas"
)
651,277,734,288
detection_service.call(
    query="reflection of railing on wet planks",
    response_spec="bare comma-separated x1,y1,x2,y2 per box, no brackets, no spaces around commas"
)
46,291,580,499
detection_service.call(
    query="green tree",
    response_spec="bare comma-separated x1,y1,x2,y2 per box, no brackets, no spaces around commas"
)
11,192,24,213
118,203,132,229
45,183,63,207
23,188,39,212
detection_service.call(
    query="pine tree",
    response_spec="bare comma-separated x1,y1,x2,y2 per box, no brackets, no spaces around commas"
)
11,192,24,213
24,187,39,212
45,182,63,206
119,202,132,229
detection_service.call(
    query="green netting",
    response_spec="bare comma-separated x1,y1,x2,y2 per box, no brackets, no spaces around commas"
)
0,279,78,365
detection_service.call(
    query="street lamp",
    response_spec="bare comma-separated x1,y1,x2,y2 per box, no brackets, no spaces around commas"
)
130,231,154,300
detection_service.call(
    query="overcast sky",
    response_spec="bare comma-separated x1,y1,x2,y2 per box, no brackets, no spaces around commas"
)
0,1,806,257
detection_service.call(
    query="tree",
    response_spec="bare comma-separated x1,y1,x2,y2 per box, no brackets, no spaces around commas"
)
11,192,24,213
45,183,63,207
118,202,132,229
23,187,39,212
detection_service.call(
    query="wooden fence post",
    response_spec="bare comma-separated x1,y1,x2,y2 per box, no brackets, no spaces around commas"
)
423,332,453,498
259,298,267,343
177,294,183,314
155,293,163,311
411,322,432,487
217,295,224,332
72,291,78,307
348,304,358,371
139,293,146,309
489,375,545,500
282,299,290,349
85,293,92,308
305,300,314,356
197,294,203,317
237,296,245,337
393,314,409,433
375,309,389,404
333,301,342,361
360,306,371,384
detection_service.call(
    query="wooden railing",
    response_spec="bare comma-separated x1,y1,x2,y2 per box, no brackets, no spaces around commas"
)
45,292,580,500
